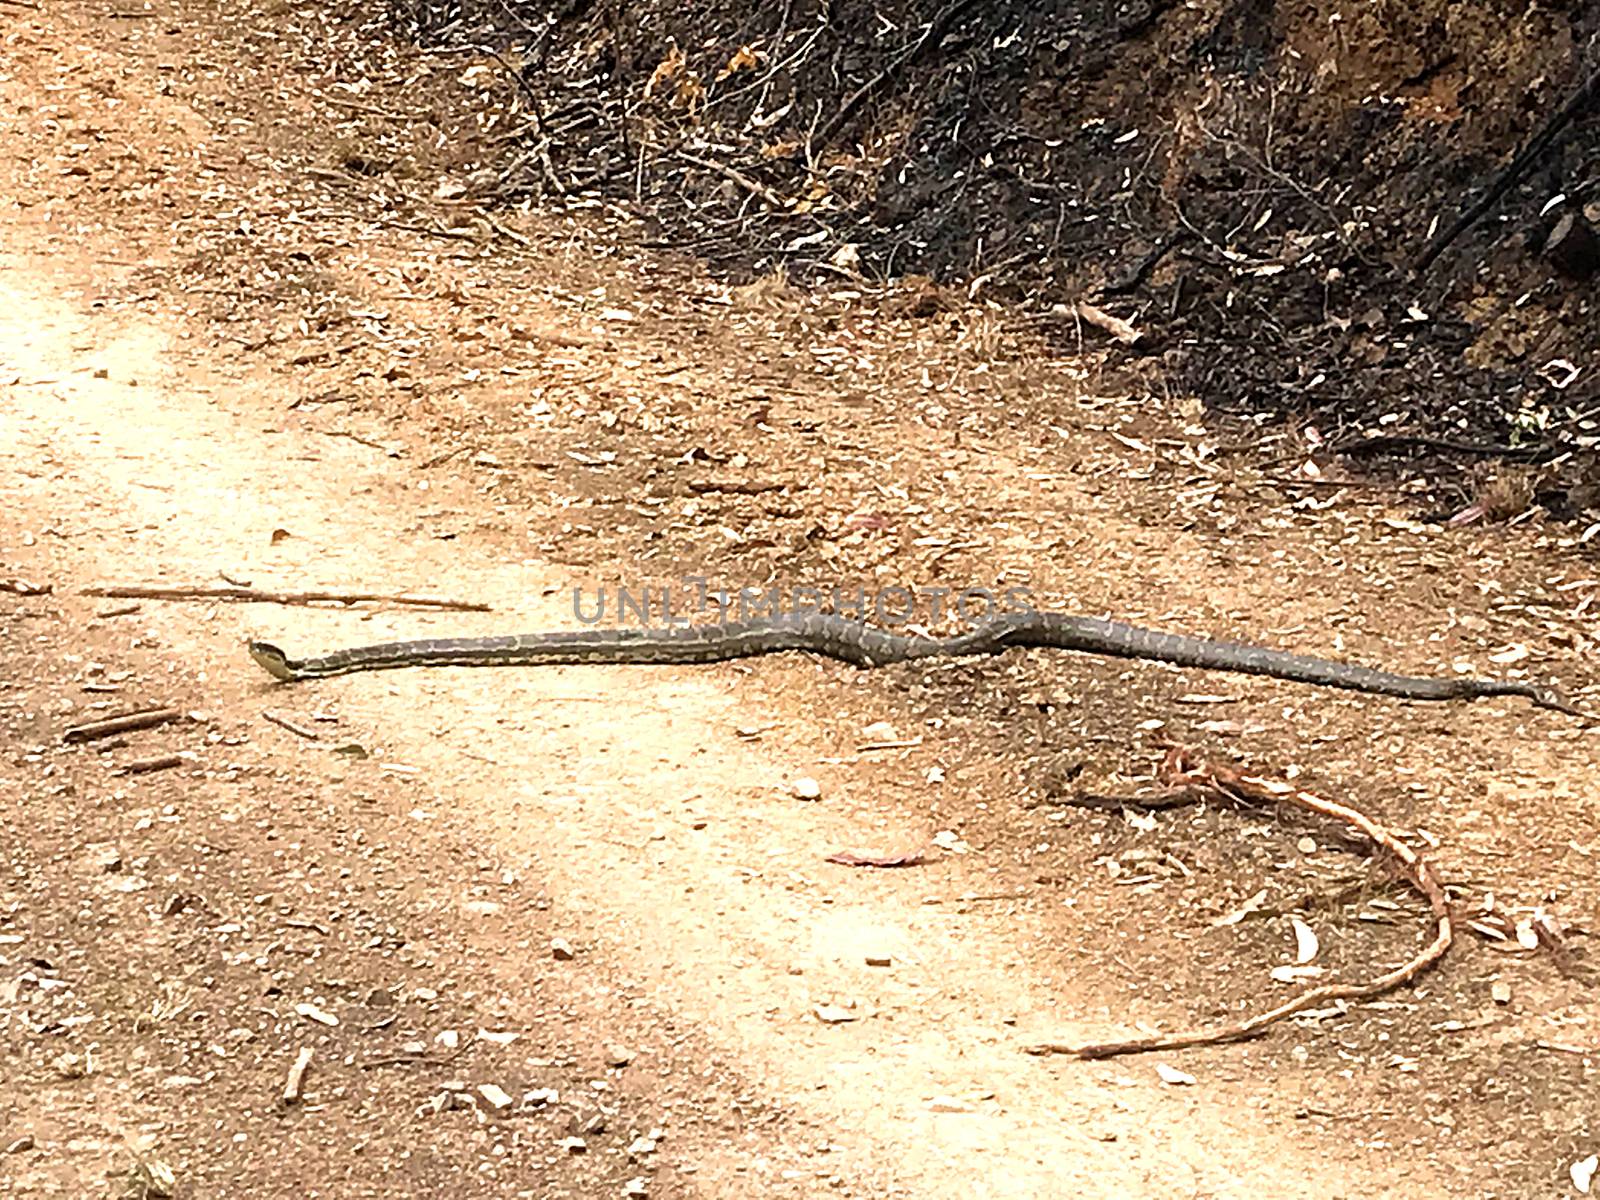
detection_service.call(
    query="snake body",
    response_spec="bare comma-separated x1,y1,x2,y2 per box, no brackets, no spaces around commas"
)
246,611,1576,713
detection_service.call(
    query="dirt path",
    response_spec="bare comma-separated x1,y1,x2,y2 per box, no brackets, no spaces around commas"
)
3,3,1597,1198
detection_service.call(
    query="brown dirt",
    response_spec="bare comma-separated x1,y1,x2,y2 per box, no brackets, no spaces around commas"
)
1,2,1597,1199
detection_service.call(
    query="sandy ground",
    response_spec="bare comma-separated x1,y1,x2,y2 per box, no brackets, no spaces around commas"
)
1,3,1596,1198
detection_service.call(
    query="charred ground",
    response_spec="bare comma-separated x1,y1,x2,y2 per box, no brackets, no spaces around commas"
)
372,0,1600,516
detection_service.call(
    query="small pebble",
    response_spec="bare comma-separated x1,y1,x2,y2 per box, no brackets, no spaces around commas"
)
477,1083,514,1113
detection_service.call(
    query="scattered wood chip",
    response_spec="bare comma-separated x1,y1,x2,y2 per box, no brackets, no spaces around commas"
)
1211,889,1269,928
1069,301,1144,344
283,1047,313,1104
295,1002,339,1027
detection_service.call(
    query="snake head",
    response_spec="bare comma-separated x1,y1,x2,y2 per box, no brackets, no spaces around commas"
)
247,640,297,682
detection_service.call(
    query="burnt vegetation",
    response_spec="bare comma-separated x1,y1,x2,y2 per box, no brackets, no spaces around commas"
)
374,0,1600,515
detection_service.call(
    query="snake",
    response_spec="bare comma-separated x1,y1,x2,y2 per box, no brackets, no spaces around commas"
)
245,610,1579,714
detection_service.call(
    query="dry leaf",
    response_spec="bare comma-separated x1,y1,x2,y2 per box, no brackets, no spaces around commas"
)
717,44,762,80
1212,888,1268,927
1290,916,1320,964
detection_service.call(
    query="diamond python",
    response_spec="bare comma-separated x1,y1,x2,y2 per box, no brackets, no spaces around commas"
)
246,610,1579,714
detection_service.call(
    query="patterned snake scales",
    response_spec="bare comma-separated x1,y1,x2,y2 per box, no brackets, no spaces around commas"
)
247,610,1579,714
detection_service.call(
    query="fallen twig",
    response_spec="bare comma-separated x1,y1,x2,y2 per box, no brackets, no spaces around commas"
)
1,578,51,595
1331,432,1551,461
1024,744,1452,1059
1098,229,1194,295
1415,60,1600,272
64,707,181,744
825,847,928,868
686,479,787,495
676,151,788,211
815,0,984,146
263,710,321,740
82,584,491,611
116,752,185,775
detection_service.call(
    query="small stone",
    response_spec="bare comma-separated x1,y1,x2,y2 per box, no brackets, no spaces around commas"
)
864,955,892,968
604,1043,634,1068
413,987,439,1002
622,1178,649,1197
1490,980,1512,1005
52,1052,87,1079
400,1040,427,1055
86,844,123,873
860,721,897,741
522,1087,559,1109
365,987,394,1008
1296,836,1317,854
463,899,502,916
1571,1154,1598,1195
477,1083,515,1113
551,937,576,961
627,1135,658,1157
926,1095,971,1113
418,1090,458,1116
5,1135,35,1154
790,777,822,800
558,1137,588,1155
569,1100,607,1135
435,1030,460,1049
